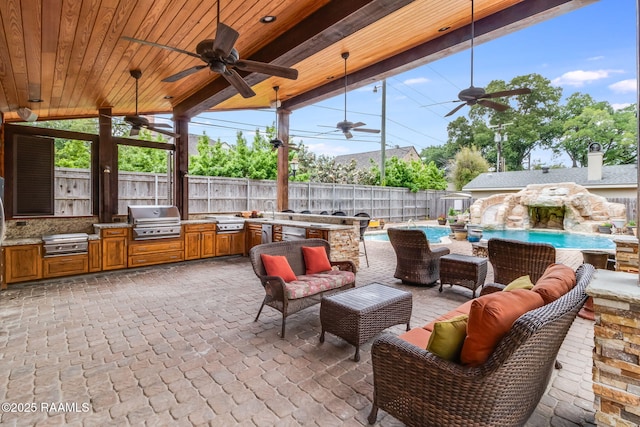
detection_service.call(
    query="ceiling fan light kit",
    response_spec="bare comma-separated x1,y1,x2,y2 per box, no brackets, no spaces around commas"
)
443,0,531,117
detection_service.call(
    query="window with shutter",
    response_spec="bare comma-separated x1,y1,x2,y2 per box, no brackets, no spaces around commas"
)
15,135,54,215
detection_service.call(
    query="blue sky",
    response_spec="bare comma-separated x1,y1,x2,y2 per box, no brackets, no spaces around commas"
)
186,0,638,166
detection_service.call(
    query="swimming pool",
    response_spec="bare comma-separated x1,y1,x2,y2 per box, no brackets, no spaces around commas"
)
365,226,616,250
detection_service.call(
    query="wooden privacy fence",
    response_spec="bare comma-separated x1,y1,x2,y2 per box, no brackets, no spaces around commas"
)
56,169,637,222
54,169,468,221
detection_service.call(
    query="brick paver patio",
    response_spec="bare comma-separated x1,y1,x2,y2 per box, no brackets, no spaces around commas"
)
0,230,595,426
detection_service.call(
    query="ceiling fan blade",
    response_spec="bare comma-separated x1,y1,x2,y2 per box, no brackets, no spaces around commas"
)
221,68,256,98
146,125,179,138
146,122,171,128
344,131,353,139
234,60,298,80
351,122,366,128
353,128,380,134
162,65,207,83
213,22,239,57
477,99,510,112
482,88,532,98
121,36,201,59
445,103,467,117
129,127,140,137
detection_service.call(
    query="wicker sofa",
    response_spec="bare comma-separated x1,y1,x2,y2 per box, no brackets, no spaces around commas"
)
387,228,450,285
368,263,595,426
249,238,356,338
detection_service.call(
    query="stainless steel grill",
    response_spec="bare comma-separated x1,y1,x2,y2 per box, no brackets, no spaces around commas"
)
128,205,181,240
206,216,246,233
42,233,89,257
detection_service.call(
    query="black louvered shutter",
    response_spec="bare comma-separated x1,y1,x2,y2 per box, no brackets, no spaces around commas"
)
15,135,54,215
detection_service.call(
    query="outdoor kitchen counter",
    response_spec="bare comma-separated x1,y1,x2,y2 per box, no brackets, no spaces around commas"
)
2,234,100,247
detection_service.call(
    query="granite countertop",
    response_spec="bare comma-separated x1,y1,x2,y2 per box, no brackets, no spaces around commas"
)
245,218,353,231
93,223,132,229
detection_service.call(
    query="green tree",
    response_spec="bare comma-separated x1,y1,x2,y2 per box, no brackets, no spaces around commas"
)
118,129,169,172
469,73,563,171
56,140,91,168
449,146,488,190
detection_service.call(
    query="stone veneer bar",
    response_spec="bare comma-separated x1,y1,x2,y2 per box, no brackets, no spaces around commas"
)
588,269,640,426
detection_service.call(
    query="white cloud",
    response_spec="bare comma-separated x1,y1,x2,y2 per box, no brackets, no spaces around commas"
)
587,56,605,61
551,69,624,87
611,103,632,111
609,78,637,94
403,77,430,85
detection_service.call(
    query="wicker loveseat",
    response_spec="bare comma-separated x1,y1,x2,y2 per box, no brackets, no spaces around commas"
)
368,263,595,426
249,238,356,338
387,228,450,285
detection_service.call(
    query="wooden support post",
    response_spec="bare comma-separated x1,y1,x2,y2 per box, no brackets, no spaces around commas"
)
174,117,189,219
276,109,291,211
98,108,115,222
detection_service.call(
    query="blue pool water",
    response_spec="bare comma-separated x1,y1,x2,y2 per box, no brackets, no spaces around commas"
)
365,226,616,250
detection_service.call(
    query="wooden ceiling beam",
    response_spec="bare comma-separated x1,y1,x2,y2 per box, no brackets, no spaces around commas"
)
173,0,413,118
282,0,597,110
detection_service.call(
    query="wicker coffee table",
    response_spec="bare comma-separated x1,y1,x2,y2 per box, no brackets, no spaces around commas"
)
320,283,412,361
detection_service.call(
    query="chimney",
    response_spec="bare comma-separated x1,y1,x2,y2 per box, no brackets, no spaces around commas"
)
587,142,603,181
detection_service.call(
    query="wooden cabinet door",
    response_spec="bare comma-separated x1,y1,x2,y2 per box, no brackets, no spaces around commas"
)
231,232,245,255
88,240,101,272
201,231,216,258
216,234,231,256
247,228,262,251
5,244,42,283
102,237,127,270
184,232,201,260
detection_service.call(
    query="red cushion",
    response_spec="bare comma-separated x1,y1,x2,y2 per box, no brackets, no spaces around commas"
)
260,254,297,282
460,289,545,366
301,245,332,274
531,263,576,304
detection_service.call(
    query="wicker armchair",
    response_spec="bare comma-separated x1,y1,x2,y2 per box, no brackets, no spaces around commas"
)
368,263,595,427
387,228,450,285
488,238,556,285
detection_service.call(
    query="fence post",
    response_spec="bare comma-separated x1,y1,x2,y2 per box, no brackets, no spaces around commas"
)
246,178,250,210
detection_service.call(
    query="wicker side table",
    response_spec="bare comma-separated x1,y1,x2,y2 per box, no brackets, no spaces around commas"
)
439,254,488,298
320,283,412,361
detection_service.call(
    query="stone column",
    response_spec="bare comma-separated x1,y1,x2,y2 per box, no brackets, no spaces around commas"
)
588,270,640,426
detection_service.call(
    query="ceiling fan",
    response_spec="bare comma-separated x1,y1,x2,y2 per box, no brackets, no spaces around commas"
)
442,0,531,117
121,1,298,99
269,86,298,151
119,69,178,138
322,52,380,139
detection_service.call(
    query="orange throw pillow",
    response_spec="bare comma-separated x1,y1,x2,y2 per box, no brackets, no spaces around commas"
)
301,246,332,274
260,254,297,282
532,263,577,305
460,289,545,366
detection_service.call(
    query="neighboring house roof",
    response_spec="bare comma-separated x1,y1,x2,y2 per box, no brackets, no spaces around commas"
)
334,146,421,170
463,164,638,191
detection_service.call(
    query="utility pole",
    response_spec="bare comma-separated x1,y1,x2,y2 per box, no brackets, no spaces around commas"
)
489,122,513,172
374,79,386,185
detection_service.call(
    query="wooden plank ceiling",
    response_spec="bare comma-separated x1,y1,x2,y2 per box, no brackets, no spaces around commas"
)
0,0,597,123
